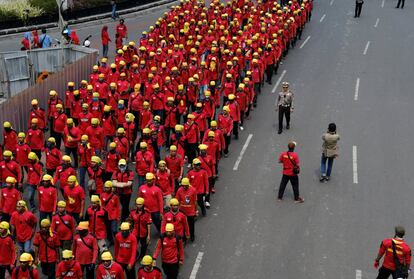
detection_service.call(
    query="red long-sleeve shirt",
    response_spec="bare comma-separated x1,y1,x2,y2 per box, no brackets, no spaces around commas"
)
26,128,44,150
187,169,209,195
45,147,62,170
3,130,17,153
129,209,152,238
101,192,121,221
137,267,162,279
72,233,98,265
27,162,43,186
161,211,190,238
56,260,83,279
63,186,85,214
0,160,22,183
138,184,164,214
377,238,412,271
96,262,124,279
33,232,60,263
86,206,107,240
11,266,39,279
85,126,104,150
165,155,184,180
175,186,197,217
155,169,174,196
15,143,31,167
0,235,16,265
135,151,154,176
114,232,137,266
51,213,75,241
153,234,184,264
0,187,21,215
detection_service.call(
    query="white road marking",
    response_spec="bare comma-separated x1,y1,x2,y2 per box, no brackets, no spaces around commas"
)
356,269,362,279
272,70,287,93
320,14,326,22
381,0,385,8
354,78,360,101
353,146,358,184
374,18,380,28
300,35,311,49
363,41,370,55
330,0,335,5
189,252,204,279
233,134,253,171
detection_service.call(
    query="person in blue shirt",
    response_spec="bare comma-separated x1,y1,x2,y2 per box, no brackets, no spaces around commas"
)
38,28,52,48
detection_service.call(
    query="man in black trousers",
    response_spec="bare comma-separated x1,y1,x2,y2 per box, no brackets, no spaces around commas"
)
355,0,364,18
396,0,405,9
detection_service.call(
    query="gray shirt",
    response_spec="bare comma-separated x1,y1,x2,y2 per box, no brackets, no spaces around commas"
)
276,91,294,107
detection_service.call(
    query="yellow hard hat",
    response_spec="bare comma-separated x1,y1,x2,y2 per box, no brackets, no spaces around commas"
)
0,221,9,230
109,142,116,148
91,195,100,203
20,253,34,263
28,152,38,161
87,85,93,90
170,198,179,206
228,94,235,100
5,176,16,184
40,218,51,227
67,81,75,87
187,114,195,119
81,134,88,141
3,150,12,157
192,158,201,165
76,221,89,230
3,121,11,128
210,120,217,127
117,127,125,134
118,159,127,165
140,142,148,148
178,84,184,90
198,144,208,151
143,101,150,107
101,251,113,261
17,200,27,208
205,91,211,97
91,118,99,125
49,90,57,96
47,137,56,143
169,145,177,151
57,200,66,207
158,160,166,166
93,92,100,98
120,222,130,231
93,65,99,70
146,172,154,180
31,118,38,124
62,250,73,259
143,128,151,134
136,197,144,205
141,255,153,266
82,103,89,109
104,181,113,188
196,102,203,108
18,132,26,138
66,118,74,125
67,175,77,183
104,105,111,112
62,155,72,162
181,177,190,186
56,104,63,109
208,131,215,137
223,106,230,112
165,223,174,232
175,125,184,132
91,156,101,164
31,99,39,105
101,57,108,63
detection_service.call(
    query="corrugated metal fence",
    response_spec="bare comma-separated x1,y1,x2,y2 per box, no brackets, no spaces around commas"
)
0,49,98,133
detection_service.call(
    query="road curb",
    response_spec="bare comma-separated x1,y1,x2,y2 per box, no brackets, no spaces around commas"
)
0,0,176,36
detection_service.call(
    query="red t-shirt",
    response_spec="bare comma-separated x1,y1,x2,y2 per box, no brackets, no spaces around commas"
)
278,151,300,176
72,233,98,265
114,232,137,266
10,210,37,242
38,186,57,213
51,213,75,241
56,260,83,279
33,232,60,263
63,186,85,214
0,235,16,265
96,262,125,279
0,187,21,215
175,186,197,217
129,209,152,238
138,184,164,214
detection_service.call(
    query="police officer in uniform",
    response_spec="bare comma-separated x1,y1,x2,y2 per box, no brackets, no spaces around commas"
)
275,82,294,134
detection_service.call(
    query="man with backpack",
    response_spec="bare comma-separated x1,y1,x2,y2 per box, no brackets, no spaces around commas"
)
11,253,39,279
72,221,98,278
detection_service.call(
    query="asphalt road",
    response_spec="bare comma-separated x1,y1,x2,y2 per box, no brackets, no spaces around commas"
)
2,0,414,278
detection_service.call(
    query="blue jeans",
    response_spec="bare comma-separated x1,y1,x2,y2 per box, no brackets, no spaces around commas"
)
17,239,32,255
26,185,36,210
111,4,118,19
320,155,335,177
79,167,87,190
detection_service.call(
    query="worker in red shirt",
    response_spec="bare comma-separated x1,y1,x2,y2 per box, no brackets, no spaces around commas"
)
44,137,61,176
138,172,164,233
86,118,104,156
51,201,75,250
101,181,120,246
11,200,37,255
77,134,94,189
26,118,45,160
104,142,120,181
63,175,85,224
128,197,152,260
33,219,61,279
374,226,412,279
11,253,39,279
175,178,197,242
203,131,221,177
65,82,75,116
2,121,17,153
112,159,134,221
63,118,81,168
277,141,304,203
0,221,16,278
187,158,209,217
86,195,108,252
116,19,128,44
78,104,92,133
137,255,162,279
56,250,83,279
28,99,46,130
0,176,21,222
72,221,98,278
52,104,67,149
226,94,241,140
156,160,174,207
153,223,184,279
115,128,129,159
161,198,189,241
87,156,104,195
96,251,125,279
0,150,22,186
203,120,225,155
115,222,137,278
26,152,42,211
183,114,200,166
218,106,233,157
54,155,76,193
37,174,57,223
47,90,63,132
165,145,184,192
15,132,31,182
197,144,215,203
135,142,155,186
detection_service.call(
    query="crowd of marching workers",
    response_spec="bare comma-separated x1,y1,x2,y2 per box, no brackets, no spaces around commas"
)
0,0,313,278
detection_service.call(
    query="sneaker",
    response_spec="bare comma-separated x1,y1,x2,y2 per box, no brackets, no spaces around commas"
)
286,124,290,130
294,197,305,203
325,176,330,181
319,176,326,182
187,164,191,168
205,201,211,209
278,130,282,134
211,187,216,194
240,126,244,131
277,198,283,202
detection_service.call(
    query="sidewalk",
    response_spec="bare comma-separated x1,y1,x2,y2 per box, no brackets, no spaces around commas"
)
0,0,176,36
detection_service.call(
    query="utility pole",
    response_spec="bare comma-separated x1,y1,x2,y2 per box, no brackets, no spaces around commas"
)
56,0,66,34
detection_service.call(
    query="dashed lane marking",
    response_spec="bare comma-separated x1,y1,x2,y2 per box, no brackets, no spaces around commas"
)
189,252,204,279
363,41,370,55
320,14,326,22
354,77,360,101
272,70,287,93
300,35,311,49
233,134,253,171
353,146,358,184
